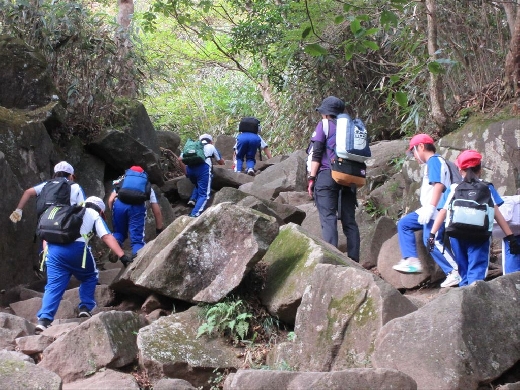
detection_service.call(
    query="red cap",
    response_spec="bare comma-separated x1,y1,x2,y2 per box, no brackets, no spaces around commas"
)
130,166,144,173
456,150,482,169
408,134,434,151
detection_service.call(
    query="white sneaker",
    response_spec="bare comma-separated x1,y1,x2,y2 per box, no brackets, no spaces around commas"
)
392,257,423,273
440,270,461,288
247,168,255,176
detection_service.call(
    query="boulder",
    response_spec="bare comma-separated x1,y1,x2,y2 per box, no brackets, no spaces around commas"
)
269,263,416,371
0,312,37,350
377,231,445,289
259,223,355,324
87,129,163,186
39,311,146,383
0,36,57,109
241,150,308,200
223,368,417,390
112,203,279,303
62,368,140,389
138,306,243,387
214,187,306,225
373,273,520,390
359,216,397,270
0,350,62,390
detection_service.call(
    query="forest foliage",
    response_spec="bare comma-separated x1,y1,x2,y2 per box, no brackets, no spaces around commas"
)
0,0,517,152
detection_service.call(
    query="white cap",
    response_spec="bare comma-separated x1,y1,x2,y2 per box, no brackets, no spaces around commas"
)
85,196,106,212
54,161,74,175
199,134,213,142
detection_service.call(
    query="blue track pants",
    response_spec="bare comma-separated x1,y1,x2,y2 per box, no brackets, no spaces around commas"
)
450,237,490,286
37,241,98,321
397,211,457,275
112,199,146,256
187,163,212,217
235,132,261,172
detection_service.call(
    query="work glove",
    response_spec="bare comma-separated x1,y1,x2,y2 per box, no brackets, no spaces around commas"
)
120,254,133,268
156,228,164,235
9,208,23,223
427,233,436,253
417,204,436,225
307,177,315,199
505,235,520,255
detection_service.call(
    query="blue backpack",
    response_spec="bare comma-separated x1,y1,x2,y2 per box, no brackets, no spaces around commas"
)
117,169,151,205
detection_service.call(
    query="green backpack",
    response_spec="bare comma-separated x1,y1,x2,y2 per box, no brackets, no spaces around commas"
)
182,139,206,166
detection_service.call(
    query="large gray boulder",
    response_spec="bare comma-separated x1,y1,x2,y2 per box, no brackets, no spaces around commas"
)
269,263,417,371
373,273,520,390
0,312,36,350
111,203,279,303
87,129,163,185
0,350,62,390
62,369,140,390
138,306,243,387
259,223,355,324
214,187,306,226
39,311,145,383
223,368,417,390
241,150,308,200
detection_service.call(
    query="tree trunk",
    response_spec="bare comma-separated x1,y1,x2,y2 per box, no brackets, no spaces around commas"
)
116,0,136,97
504,2,520,97
117,0,134,29
425,0,449,135
258,56,279,116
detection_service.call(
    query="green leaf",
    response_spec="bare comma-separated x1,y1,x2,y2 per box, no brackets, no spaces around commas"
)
335,15,345,24
395,91,408,107
350,19,361,34
365,27,379,36
362,40,379,51
427,61,443,74
389,75,400,84
386,91,393,107
301,27,311,39
343,4,352,12
304,43,328,56
345,42,355,61
381,10,398,30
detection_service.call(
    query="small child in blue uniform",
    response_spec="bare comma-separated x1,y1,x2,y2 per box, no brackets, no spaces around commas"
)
429,150,520,286
234,117,262,176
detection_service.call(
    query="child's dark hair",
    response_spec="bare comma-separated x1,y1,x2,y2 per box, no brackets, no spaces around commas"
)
53,171,71,178
463,164,481,182
423,143,436,153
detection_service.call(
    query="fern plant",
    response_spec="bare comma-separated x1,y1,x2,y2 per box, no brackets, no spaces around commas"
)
197,298,253,341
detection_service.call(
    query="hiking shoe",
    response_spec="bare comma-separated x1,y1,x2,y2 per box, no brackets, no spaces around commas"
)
187,199,196,207
35,318,52,334
440,270,461,288
247,168,255,176
78,306,92,318
392,257,423,273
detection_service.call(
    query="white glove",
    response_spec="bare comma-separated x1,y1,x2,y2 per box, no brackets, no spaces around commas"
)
9,208,23,223
417,205,435,225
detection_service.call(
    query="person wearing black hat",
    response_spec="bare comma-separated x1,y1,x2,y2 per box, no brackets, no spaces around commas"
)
307,96,360,262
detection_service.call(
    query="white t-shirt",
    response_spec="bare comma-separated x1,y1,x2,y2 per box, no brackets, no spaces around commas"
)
76,208,112,242
203,143,222,167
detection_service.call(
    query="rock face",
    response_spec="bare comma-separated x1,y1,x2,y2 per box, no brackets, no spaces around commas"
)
0,36,57,109
0,350,62,390
112,203,280,303
138,306,243,387
39,311,145,383
268,264,417,372
259,223,354,324
373,273,520,390
223,368,417,390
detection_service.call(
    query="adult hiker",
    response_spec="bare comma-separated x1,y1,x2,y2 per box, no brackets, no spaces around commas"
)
307,96,360,262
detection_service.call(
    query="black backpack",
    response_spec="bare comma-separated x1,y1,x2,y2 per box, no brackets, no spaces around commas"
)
239,117,261,133
37,204,86,244
445,179,494,241
36,178,72,217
